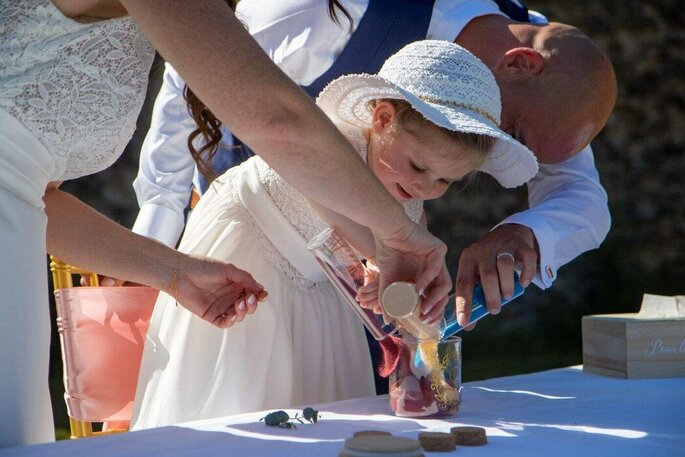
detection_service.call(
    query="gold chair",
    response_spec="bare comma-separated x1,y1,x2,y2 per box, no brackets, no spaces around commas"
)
50,256,158,438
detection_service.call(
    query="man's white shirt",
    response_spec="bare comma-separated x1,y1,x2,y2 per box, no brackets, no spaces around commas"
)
132,0,610,288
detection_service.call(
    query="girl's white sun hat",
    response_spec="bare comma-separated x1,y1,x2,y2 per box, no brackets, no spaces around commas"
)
316,40,538,188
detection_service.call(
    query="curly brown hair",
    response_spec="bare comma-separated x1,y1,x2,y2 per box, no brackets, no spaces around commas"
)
184,0,353,184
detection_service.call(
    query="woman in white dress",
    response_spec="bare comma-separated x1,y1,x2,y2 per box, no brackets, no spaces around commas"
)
0,0,450,448
132,40,538,428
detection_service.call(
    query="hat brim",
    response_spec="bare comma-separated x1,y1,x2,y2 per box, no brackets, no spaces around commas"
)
316,74,538,188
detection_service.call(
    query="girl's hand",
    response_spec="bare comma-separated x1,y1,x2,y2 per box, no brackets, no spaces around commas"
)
356,262,381,313
170,254,268,329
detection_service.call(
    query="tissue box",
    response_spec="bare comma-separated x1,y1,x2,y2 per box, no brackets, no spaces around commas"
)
582,294,685,379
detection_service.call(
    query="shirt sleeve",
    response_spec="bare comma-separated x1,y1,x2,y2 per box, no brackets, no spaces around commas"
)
238,0,364,85
428,0,549,41
131,63,197,247
494,145,611,289
429,0,504,41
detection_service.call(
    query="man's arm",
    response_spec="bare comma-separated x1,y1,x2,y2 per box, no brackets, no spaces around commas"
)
455,146,610,325
131,64,197,247
119,0,449,299
498,145,610,287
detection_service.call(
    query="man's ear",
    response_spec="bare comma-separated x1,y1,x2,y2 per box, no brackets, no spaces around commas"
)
371,100,397,134
494,47,545,77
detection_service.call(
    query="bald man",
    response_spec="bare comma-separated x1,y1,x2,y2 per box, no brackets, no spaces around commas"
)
453,13,617,325
132,0,617,328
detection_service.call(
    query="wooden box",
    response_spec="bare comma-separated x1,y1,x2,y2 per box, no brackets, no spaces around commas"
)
582,294,685,379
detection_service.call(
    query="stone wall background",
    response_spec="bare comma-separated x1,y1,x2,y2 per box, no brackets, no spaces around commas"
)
53,0,684,424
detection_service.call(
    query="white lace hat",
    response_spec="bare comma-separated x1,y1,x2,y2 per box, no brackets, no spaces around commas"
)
316,40,538,188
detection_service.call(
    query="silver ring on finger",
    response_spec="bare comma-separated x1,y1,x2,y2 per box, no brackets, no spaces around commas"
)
496,251,515,262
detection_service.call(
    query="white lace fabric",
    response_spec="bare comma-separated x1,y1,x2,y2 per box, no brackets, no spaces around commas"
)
244,125,423,290
0,0,155,181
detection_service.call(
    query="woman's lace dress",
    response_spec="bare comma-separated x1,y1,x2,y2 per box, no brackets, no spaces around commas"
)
0,0,154,184
132,126,422,428
0,1,154,447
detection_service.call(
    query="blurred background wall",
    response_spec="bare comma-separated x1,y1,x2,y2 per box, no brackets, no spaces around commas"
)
50,0,684,436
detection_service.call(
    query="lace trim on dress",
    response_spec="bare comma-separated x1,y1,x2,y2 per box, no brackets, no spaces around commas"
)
0,0,155,180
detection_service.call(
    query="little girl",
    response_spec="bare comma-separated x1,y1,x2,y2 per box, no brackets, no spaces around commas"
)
132,40,537,428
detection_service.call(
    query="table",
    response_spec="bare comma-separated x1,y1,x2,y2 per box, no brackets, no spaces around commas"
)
3,367,684,456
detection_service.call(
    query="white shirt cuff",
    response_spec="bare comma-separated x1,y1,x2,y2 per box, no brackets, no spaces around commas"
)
493,214,557,289
132,204,186,248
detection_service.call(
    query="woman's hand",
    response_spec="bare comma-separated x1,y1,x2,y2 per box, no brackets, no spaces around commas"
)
371,220,451,323
44,188,266,330
170,254,268,329
357,258,448,327
79,258,267,329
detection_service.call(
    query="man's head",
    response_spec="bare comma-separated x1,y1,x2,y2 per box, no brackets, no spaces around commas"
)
459,17,617,164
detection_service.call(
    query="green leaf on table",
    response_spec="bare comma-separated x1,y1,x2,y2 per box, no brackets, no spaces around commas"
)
260,407,321,429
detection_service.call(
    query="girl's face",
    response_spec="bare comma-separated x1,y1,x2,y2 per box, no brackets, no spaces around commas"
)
366,102,483,203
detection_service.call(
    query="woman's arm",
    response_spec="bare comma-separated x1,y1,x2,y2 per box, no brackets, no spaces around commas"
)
50,0,449,299
45,187,266,328
118,0,449,297
119,0,405,233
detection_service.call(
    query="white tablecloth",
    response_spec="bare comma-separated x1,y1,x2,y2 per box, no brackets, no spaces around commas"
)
3,366,684,456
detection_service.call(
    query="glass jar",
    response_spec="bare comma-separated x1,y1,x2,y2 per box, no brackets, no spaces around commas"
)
388,335,461,418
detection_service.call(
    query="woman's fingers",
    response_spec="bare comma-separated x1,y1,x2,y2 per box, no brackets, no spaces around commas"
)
233,295,248,323
224,264,264,296
420,292,449,325
215,306,237,329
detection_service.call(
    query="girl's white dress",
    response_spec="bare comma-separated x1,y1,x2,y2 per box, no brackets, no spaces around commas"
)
132,127,422,428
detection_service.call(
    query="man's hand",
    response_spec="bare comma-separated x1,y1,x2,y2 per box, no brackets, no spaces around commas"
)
454,224,537,328
372,221,451,323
